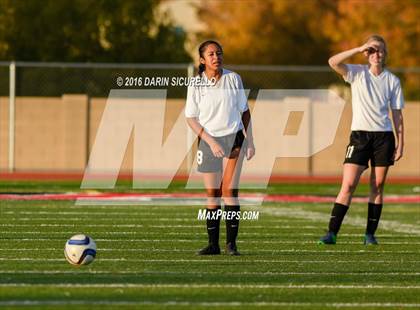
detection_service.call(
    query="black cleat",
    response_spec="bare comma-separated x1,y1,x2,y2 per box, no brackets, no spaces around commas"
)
364,234,378,245
197,244,221,255
225,242,240,256
318,231,337,245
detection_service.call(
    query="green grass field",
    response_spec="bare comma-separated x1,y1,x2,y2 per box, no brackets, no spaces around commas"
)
0,183,419,309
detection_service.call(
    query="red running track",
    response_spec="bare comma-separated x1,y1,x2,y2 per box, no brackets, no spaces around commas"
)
0,192,419,204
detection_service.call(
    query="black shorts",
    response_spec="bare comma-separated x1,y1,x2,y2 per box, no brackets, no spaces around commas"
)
343,131,395,167
197,131,246,173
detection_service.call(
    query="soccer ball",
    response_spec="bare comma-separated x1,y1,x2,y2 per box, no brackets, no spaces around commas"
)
64,234,97,266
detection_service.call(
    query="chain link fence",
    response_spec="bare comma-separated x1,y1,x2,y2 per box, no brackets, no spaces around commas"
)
0,62,418,174
0,62,418,99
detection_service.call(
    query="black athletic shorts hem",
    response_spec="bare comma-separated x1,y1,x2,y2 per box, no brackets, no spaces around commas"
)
343,131,395,168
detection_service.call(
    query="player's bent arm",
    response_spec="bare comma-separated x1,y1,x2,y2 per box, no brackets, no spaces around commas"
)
186,117,225,157
328,44,369,77
391,109,404,161
241,109,255,160
241,109,254,146
186,117,212,144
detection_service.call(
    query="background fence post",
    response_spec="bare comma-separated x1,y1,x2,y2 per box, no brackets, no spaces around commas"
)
86,96,91,168
8,61,16,173
186,63,195,171
308,98,313,177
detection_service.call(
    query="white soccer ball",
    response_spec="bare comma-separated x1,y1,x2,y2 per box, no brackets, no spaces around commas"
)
64,234,97,266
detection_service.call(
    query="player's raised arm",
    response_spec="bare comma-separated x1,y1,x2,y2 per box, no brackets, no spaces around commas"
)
328,43,370,78
320,35,402,246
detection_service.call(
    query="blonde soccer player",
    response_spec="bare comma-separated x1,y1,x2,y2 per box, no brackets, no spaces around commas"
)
319,35,404,245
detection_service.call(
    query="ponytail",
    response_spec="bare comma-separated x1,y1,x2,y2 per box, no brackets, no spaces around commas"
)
198,63,205,76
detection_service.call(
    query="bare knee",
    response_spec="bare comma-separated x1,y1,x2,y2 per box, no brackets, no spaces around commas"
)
370,180,385,195
221,187,238,198
340,182,358,196
206,189,221,207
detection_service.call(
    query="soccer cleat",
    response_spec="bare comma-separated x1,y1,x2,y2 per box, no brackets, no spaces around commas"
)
364,234,378,245
318,231,337,245
225,242,240,256
197,244,221,255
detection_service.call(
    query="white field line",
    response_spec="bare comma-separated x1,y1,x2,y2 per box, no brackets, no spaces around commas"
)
1,204,281,210
2,238,420,244
0,248,419,254
2,218,274,222
0,230,319,235
0,258,419,264
1,231,419,239
2,204,413,210
2,223,419,235
1,215,418,230
1,211,195,216
0,224,145,228
1,217,197,222
1,232,323,238
0,224,320,229
74,199,264,206
1,205,201,210
0,283,419,289
3,208,418,216
260,207,420,236
0,203,326,208
0,270,418,276
0,301,419,308
1,202,416,210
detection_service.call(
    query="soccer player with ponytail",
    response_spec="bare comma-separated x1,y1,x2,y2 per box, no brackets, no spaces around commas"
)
185,40,255,255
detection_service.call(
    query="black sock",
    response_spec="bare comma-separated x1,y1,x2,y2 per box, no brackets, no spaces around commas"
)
206,207,221,246
225,205,240,244
366,202,383,235
328,203,349,235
